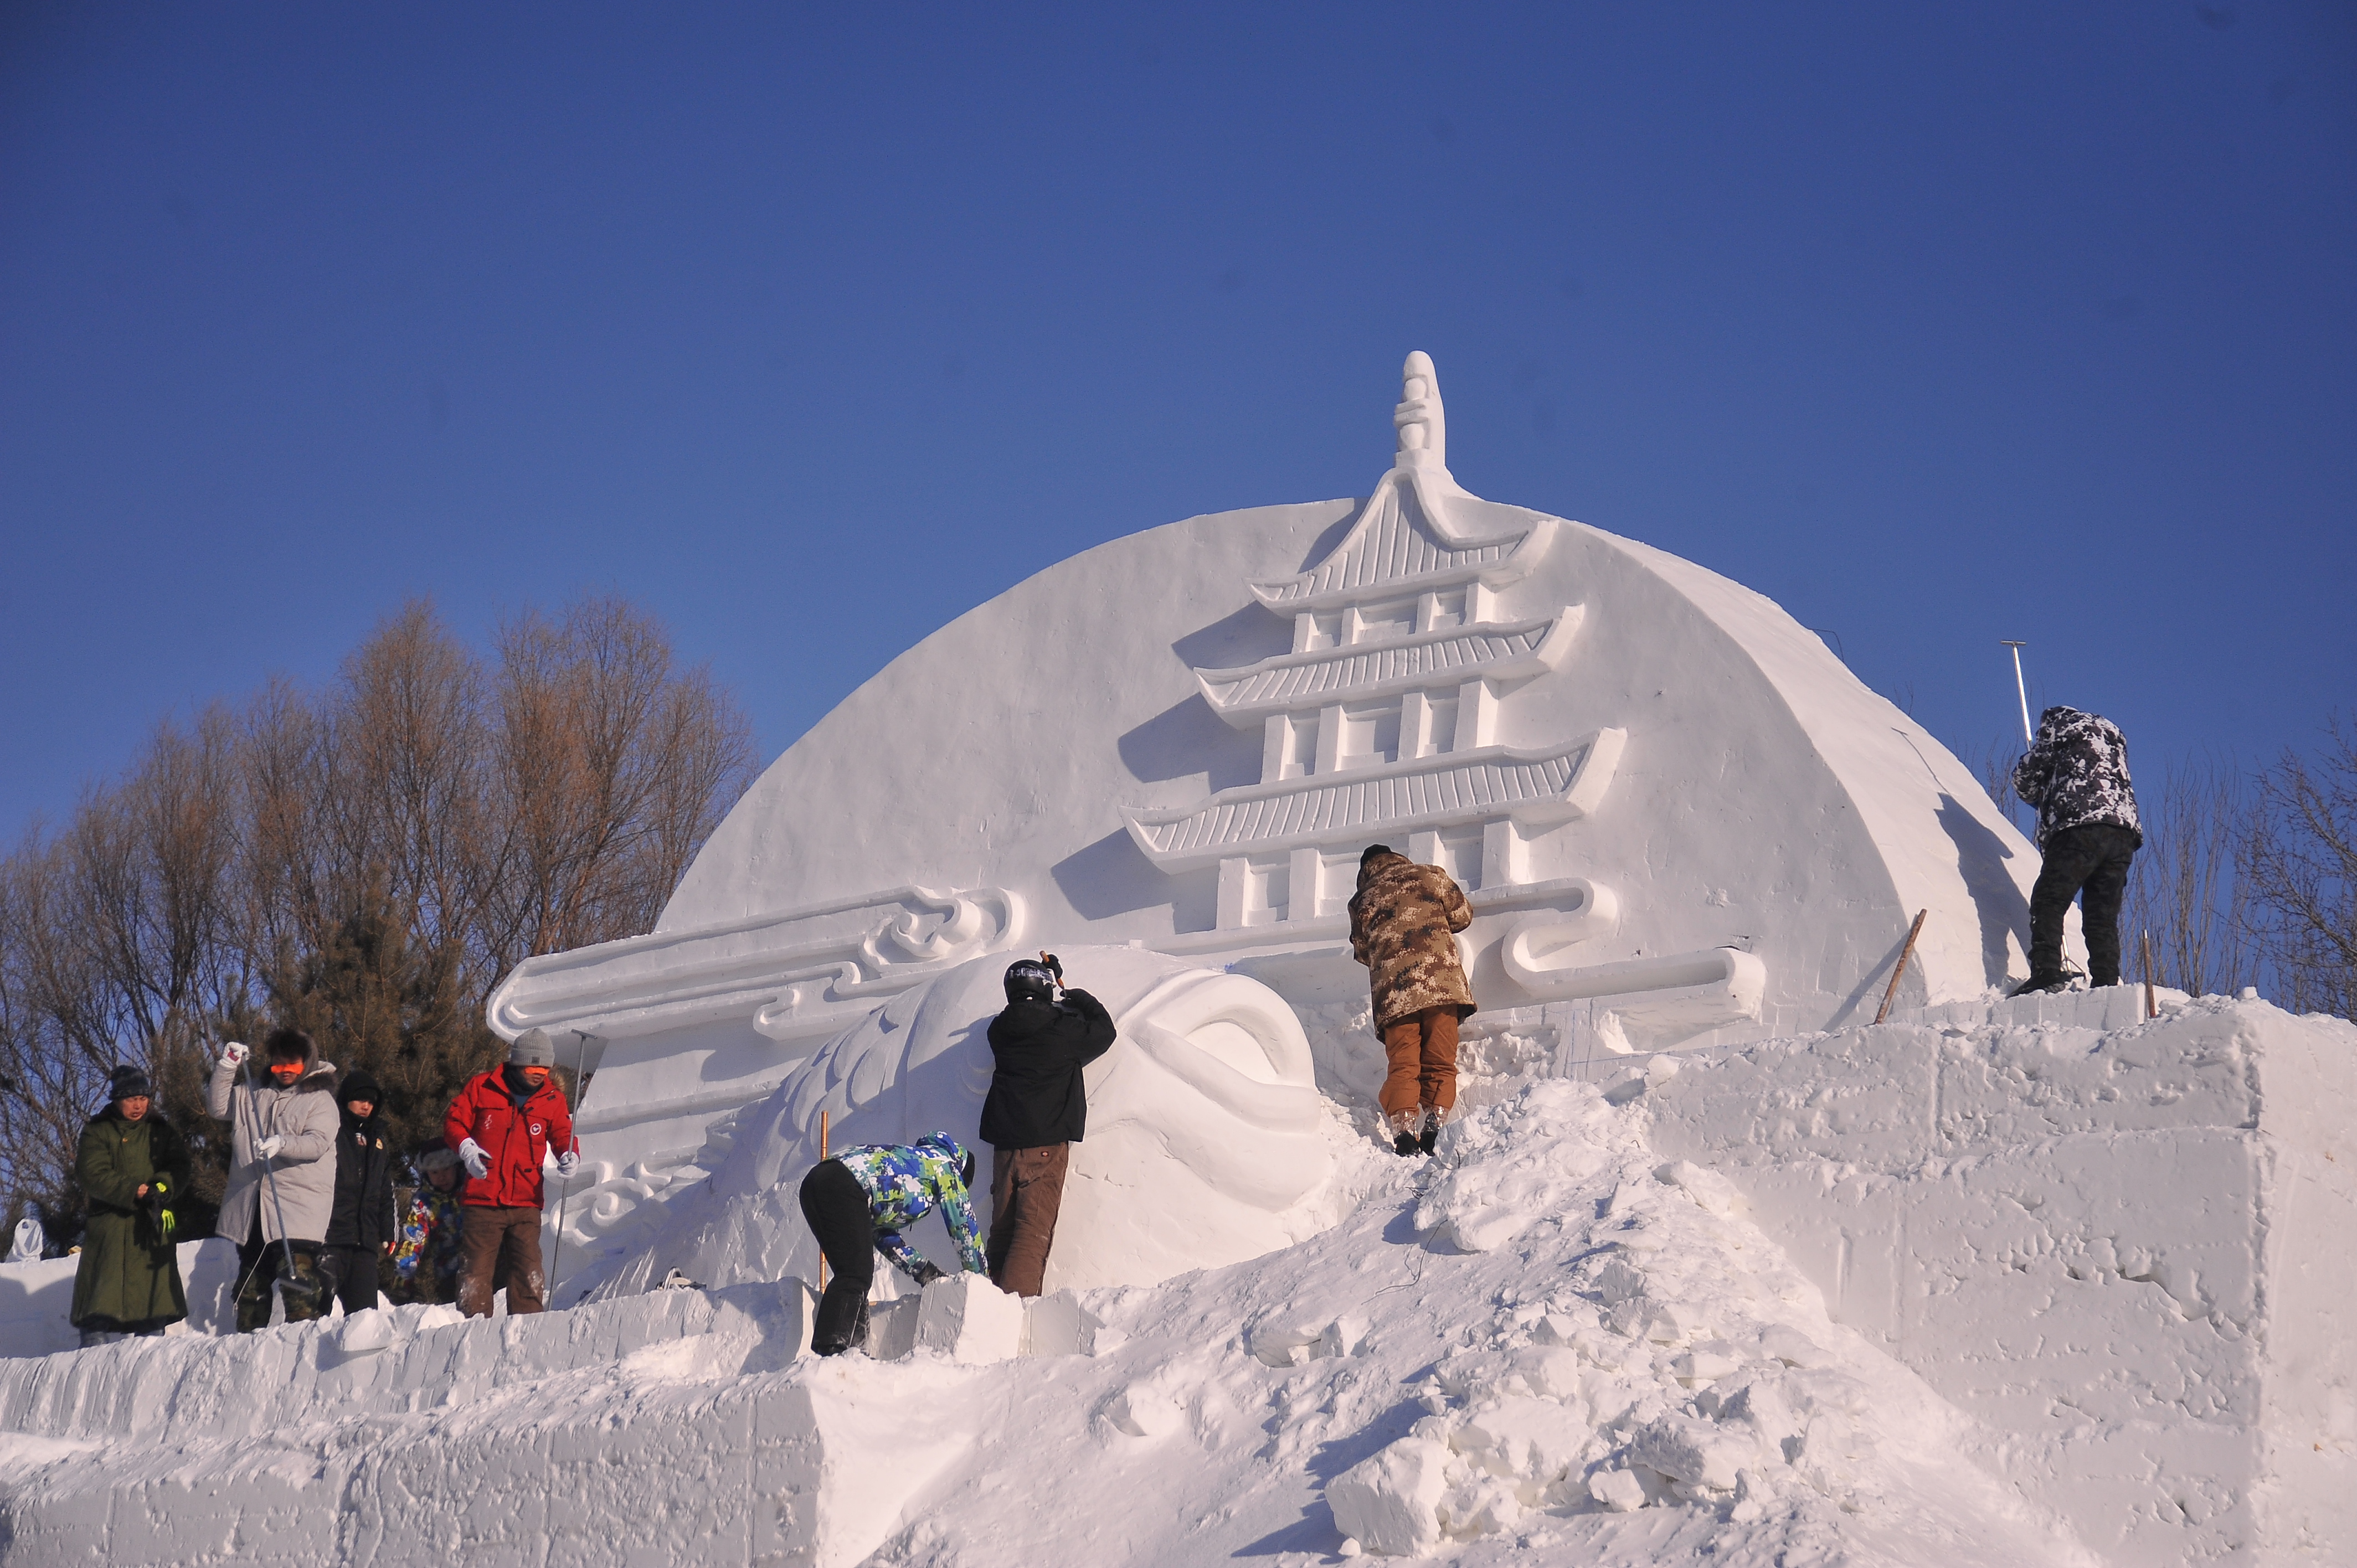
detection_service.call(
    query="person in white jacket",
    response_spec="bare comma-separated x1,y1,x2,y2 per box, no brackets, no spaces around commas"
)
207,1027,339,1330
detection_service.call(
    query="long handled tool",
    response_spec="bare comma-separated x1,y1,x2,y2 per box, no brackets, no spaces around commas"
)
2000,641,2033,748
817,1110,830,1293
1875,910,1929,1025
549,1030,584,1301
2142,930,2158,1020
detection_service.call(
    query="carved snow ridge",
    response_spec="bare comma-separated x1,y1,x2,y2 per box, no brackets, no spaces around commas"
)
486,884,1023,1042
1196,607,1585,720
1123,729,1627,871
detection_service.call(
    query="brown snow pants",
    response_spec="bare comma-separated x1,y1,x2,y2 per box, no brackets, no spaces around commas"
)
1380,1005,1461,1127
457,1205,545,1317
987,1143,1069,1298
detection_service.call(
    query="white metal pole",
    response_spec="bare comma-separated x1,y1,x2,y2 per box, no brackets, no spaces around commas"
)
2000,641,2032,747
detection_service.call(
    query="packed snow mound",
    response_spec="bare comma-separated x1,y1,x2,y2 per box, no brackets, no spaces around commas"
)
0,1074,2090,1567
567,946,1362,1301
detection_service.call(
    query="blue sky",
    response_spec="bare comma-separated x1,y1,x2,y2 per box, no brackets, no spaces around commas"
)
3,3,2351,837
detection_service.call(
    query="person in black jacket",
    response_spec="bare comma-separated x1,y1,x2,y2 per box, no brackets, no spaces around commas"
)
979,952,1115,1297
317,1068,398,1316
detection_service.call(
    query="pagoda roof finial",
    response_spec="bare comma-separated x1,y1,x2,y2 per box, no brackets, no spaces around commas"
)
1393,350,1447,474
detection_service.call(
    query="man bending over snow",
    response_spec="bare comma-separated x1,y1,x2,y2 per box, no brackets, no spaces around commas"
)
797,1132,986,1356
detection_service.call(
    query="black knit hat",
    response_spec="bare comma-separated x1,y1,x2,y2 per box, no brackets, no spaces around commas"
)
107,1064,152,1103
340,1069,383,1107
1361,843,1396,866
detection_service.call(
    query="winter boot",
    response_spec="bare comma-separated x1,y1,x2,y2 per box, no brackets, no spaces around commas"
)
1416,1113,1440,1157
278,1253,328,1324
1388,1108,1423,1157
2010,970,2072,997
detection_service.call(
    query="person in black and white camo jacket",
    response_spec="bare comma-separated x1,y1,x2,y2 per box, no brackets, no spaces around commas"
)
2011,705,2143,994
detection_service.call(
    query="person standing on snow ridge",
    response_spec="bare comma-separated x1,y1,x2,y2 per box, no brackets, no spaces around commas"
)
2011,705,2143,996
208,1028,340,1329
69,1064,193,1347
317,1068,398,1317
1349,844,1478,1157
444,1028,577,1317
389,1146,467,1306
980,952,1115,1298
796,1132,987,1356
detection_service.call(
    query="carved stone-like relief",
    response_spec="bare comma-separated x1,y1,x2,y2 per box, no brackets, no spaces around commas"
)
486,883,1023,1045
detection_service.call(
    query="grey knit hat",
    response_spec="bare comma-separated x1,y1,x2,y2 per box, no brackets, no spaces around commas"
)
508,1028,555,1067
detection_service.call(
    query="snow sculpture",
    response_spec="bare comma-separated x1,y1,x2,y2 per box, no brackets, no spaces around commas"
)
564,947,1348,1299
496,352,2042,1281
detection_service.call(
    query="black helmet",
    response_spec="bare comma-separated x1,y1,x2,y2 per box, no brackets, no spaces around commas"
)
1003,959,1056,1004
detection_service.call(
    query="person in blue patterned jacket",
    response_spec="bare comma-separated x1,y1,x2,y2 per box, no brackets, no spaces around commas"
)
797,1131,987,1355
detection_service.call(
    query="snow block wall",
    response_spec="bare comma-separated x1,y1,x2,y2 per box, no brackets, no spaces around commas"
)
1641,990,2357,1564
0,1238,240,1359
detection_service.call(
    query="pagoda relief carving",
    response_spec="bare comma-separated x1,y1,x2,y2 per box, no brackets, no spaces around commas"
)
1125,352,1626,937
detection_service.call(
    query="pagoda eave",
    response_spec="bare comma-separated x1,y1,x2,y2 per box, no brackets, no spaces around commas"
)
1195,607,1586,726
1121,729,1627,873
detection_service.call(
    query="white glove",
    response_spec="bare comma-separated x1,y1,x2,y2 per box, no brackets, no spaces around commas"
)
555,1150,580,1180
459,1138,490,1180
254,1134,284,1160
220,1041,249,1067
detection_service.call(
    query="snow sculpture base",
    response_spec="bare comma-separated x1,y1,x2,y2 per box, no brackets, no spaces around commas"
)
1638,989,2357,1566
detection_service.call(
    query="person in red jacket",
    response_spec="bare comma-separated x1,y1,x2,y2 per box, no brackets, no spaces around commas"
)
443,1028,577,1316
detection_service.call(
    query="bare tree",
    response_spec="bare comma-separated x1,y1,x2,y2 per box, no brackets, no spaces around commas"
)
2123,760,2253,999
2243,713,2357,1020
0,595,756,1244
479,597,754,971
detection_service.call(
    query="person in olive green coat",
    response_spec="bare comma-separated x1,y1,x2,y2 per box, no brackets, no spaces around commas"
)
70,1064,192,1347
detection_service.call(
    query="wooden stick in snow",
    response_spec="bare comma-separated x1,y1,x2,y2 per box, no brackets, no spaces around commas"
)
2142,930,2158,1020
1875,910,1929,1025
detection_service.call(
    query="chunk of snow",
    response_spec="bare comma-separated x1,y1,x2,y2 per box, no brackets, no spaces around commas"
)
1326,1436,1449,1556
915,1272,1024,1364
1588,1466,1646,1512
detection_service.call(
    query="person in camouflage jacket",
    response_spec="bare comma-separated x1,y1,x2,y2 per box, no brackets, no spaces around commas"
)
1349,845,1477,1155
389,1146,467,1305
2012,706,2143,994
796,1132,986,1355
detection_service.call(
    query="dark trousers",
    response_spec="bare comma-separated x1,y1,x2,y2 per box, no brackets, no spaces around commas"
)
2029,822,2139,986
987,1143,1070,1298
233,1227,321,1333
316,1245,383,1316
798,1159,874,1353
457,1205,545,1317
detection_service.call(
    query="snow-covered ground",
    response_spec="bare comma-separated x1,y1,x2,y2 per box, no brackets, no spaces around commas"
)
0,991,2346,1566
